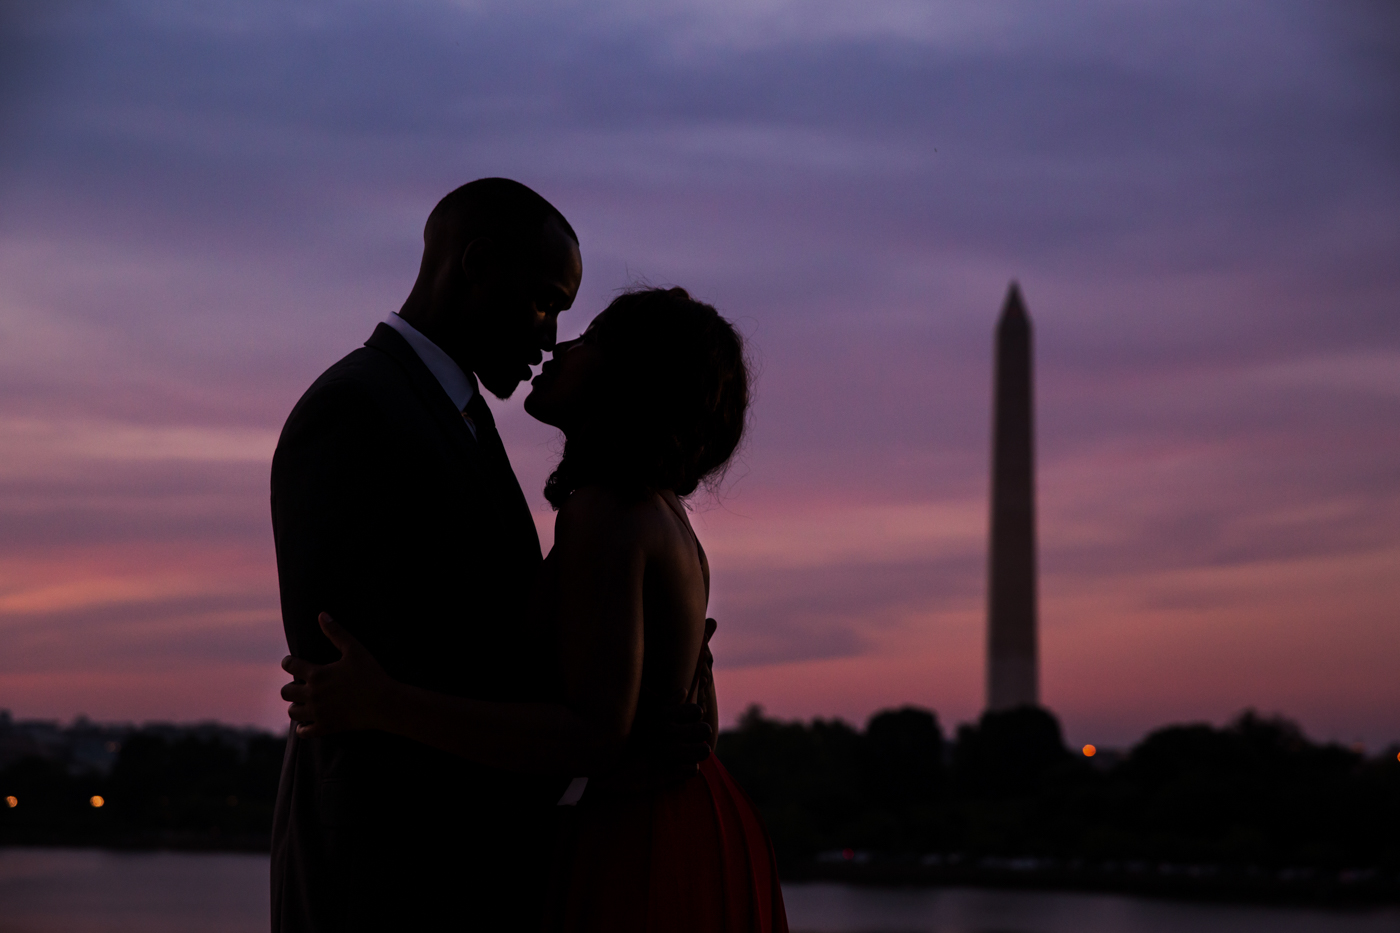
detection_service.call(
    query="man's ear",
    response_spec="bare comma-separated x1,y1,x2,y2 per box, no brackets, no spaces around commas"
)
459,237,498,281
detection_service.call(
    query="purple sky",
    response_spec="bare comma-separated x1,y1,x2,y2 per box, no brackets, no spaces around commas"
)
1,0,1397,749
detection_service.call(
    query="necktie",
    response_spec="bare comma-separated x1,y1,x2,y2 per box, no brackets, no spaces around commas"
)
462,391,536,550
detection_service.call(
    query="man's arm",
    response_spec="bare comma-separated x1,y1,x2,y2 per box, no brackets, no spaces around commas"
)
698,619,719,752
278,471,713,781
281,485,649,775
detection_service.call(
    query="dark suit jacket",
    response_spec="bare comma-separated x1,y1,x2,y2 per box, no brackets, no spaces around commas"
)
270,324,558,932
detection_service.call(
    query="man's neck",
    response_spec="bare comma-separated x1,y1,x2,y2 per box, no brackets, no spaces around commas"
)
398,290,474,378
384,312,477,413
396,287,436,340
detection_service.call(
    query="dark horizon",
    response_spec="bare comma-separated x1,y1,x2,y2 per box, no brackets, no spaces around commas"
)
5,698,1397,763
5,701,1398,908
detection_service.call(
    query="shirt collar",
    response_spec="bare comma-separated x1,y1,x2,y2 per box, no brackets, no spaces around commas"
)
383,312,477,411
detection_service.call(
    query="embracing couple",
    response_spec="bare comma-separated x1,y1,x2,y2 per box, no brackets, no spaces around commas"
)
269,178,788,932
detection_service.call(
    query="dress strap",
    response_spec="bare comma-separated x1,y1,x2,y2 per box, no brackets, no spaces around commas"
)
658,491,709,602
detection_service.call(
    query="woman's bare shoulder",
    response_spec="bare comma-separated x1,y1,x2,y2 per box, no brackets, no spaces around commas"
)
554,487,663,537
555,487,683,550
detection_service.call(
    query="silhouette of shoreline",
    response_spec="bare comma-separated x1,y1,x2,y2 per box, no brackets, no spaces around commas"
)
3,705,1397,905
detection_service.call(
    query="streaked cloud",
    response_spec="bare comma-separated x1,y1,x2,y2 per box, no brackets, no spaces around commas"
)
0,419,277,470
694,500,984,570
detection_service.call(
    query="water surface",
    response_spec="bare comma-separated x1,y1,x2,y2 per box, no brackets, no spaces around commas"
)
782,881,1400,932
0,849,266,933
2,849,1397,933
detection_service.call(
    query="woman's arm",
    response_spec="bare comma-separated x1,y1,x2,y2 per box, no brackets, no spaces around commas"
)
281,488,648,776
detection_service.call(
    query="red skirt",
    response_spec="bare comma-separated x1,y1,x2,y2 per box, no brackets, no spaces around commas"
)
544,755,788,933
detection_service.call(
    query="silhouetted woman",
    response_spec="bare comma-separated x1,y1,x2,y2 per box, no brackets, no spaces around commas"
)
281,287,787,932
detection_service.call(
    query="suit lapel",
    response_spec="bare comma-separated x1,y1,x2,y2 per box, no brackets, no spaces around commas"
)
364,323,542,563
364,323,481,470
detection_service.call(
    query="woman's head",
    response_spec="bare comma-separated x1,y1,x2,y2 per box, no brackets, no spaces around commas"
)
524,286,749,508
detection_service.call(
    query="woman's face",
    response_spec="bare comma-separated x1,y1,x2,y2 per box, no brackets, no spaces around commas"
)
523,320,606,431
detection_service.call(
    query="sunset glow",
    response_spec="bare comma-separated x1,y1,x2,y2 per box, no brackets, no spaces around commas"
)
0,0,1396,750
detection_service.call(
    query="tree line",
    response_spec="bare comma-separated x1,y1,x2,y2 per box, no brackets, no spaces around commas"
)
716,704,1400,874
0,728,284,849
3,705,1397,878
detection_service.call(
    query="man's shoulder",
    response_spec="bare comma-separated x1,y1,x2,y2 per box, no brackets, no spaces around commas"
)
274,342,417,462
285,341,411,420
309,342,400,395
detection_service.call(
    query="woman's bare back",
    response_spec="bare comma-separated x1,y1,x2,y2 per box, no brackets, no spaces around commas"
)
638,490,710,715
537,485,709,755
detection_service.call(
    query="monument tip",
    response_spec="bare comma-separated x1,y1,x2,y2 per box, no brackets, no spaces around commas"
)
996,280,1030,330
1000,281,1027,321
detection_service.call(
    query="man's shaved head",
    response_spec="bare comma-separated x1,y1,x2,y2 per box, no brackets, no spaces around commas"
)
422,177,577,265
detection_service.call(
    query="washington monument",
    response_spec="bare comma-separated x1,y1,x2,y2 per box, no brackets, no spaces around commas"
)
986,282,1039,711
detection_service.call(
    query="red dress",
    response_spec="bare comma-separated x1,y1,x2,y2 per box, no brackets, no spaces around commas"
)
543,754,789,933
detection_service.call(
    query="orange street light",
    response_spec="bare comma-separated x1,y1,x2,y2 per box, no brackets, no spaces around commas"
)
4,795,16,808
1082,744,1097,758
89,795,105,808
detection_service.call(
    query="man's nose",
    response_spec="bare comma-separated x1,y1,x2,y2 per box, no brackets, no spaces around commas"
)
535,311,558,351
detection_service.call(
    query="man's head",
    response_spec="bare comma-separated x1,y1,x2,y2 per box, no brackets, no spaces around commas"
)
400,178,582,399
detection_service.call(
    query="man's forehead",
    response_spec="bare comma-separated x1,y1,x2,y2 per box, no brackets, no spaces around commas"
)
533,217,582,294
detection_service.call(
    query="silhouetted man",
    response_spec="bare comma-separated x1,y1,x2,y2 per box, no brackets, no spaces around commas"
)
270,179,582,932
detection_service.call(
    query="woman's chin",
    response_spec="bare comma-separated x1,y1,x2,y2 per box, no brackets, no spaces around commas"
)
523,390,560,427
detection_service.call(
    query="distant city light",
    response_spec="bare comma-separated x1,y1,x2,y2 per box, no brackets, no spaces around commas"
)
1082,745,1097,757
4,796,15,808
89,795,105,808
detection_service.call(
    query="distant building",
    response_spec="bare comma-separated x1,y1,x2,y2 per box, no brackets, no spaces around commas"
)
0,710,274,775
986,284,1039,711
0,710,130,774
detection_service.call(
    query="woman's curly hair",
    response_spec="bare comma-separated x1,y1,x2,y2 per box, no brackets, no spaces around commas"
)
543,287,750,509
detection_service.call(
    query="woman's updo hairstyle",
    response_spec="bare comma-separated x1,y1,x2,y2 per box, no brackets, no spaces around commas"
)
543,287,749,509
